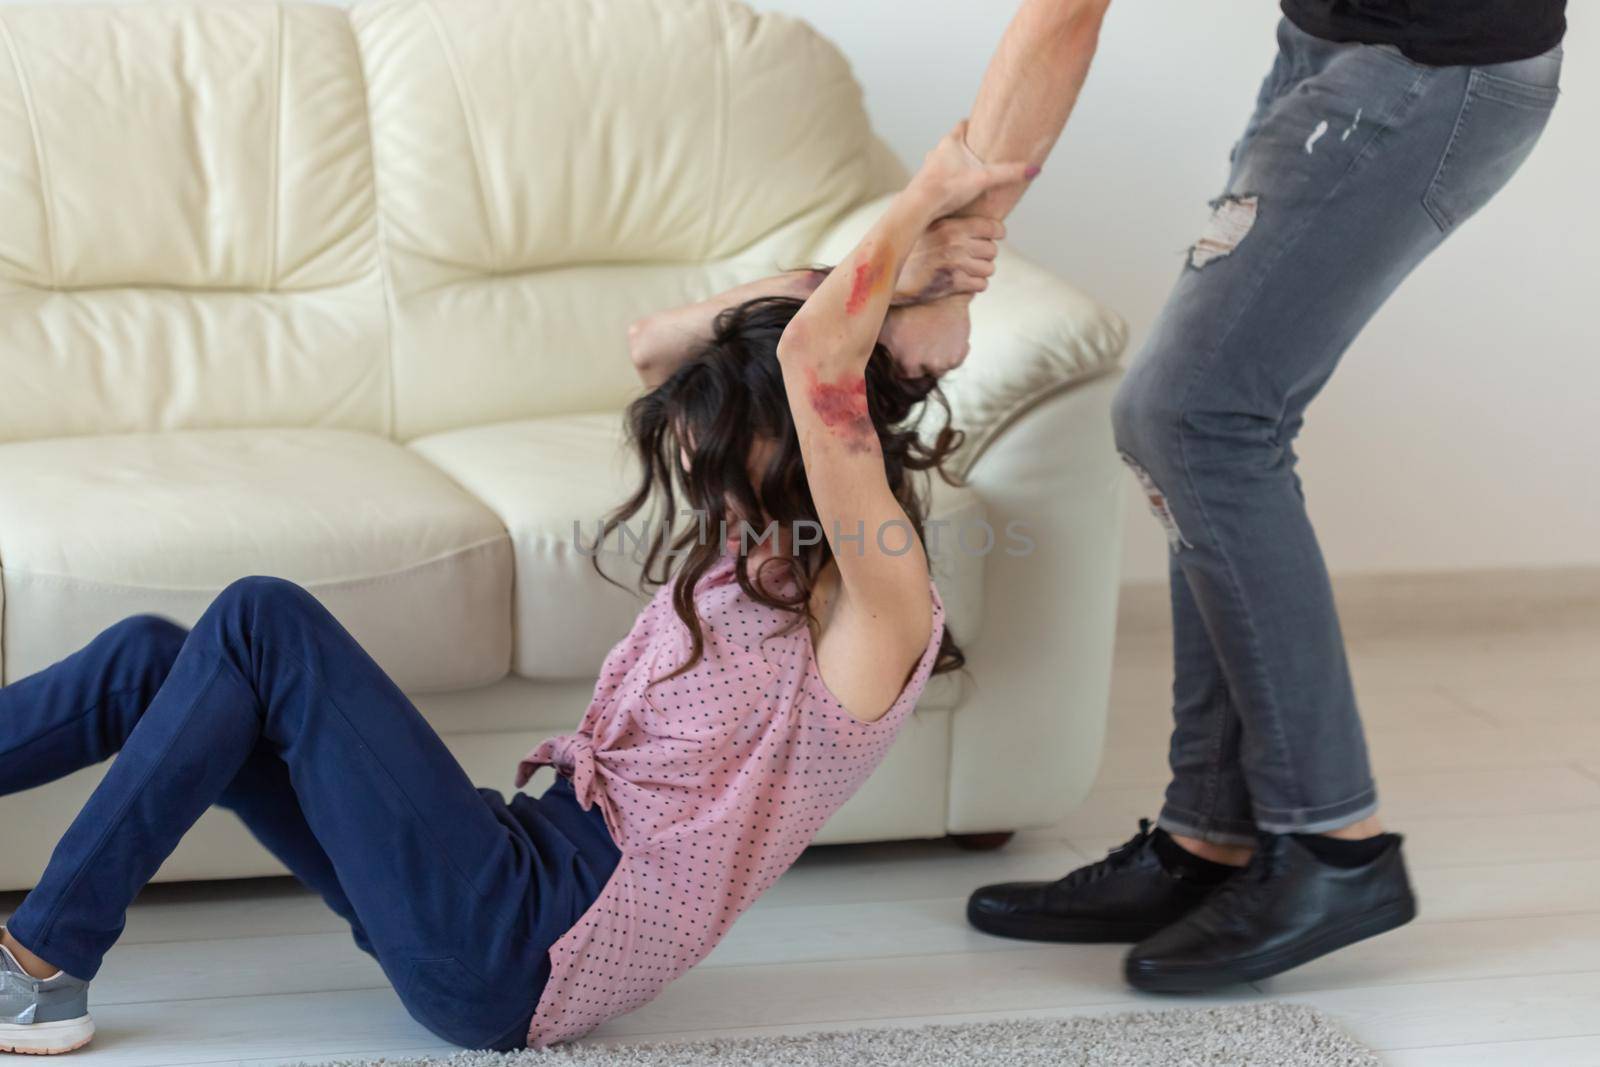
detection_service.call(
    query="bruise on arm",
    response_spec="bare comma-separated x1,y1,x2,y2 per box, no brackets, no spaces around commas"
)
845,243,896,317
802,365,875,455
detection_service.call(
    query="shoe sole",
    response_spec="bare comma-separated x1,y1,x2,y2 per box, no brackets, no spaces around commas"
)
967,900,1171,944
1125,895,1418,993
0,1016,95,1055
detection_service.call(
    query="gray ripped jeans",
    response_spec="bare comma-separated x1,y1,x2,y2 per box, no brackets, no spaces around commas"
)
1112,19,1562,844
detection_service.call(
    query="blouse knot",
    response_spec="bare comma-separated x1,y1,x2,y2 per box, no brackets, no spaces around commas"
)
517,732,600,811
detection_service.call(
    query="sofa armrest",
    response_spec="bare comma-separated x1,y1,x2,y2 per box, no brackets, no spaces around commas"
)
808,194,1128,474
944,375,1125,833
951,248,1127,473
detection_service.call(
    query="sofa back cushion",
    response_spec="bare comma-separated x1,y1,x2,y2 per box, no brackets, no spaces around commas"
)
0,1,388,442
0,0,898,444
351,0,900,439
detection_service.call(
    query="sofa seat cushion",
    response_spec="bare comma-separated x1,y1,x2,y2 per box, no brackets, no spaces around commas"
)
0,429,511,690
409,413,986,692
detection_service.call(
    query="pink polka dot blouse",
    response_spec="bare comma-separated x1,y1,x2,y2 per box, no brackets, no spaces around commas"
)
516,551,945,1046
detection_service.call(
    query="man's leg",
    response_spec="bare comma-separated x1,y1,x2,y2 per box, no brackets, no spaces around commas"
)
1113,21,1560,987
1159,557,1256,853
963,25,1365,945
1117,21,1559,842
4,578,557,1049
1147,36,1304,852
965,549,1253,944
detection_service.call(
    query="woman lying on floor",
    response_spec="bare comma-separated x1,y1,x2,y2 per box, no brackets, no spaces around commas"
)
0,125,1032,1055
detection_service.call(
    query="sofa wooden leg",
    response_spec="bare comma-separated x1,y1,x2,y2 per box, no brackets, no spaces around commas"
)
949,831,1015,852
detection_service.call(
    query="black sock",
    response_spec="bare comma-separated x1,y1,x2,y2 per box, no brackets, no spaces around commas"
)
1151,828,1240,885
1292,832,1393,868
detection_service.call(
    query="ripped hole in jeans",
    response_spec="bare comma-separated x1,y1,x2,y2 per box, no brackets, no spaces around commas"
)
1121,452,1194,551
1190,194,1259,269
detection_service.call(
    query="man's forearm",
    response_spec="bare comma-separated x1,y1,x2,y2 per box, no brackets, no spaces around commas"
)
881,0,1108,376
961,0,1110,223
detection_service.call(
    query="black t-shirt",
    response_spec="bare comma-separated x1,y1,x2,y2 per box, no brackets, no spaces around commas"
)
1280,1,1566,66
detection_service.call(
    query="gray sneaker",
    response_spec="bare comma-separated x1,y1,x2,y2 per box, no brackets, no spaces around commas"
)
0,934,93,1055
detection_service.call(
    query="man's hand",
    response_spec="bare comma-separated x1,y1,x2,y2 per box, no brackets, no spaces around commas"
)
907,121,1037,222
882,294,975,379
870,0,1108,381
895,216,1005,306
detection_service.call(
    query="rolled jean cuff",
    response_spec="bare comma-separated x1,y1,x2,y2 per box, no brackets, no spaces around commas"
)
1252,786,1379,836
1157,804,1259,848
2,914,99,983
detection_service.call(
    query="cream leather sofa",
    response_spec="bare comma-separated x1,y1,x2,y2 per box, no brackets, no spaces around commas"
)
0,0,1126,891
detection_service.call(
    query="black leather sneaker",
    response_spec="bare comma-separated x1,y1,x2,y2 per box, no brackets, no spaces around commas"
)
967,821,1232,943
1124,831,1417,992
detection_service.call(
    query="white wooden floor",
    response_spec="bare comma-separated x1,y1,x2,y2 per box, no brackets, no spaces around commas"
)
5,589,1598,1066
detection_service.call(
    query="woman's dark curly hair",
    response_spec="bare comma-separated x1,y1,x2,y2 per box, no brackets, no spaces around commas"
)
596,295,965,680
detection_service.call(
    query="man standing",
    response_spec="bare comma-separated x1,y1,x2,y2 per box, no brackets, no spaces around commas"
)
949,0,1565,988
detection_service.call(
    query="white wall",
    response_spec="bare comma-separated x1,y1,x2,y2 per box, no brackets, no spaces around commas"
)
752,0,1600,584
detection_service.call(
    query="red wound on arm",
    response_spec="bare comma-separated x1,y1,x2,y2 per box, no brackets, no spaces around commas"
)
805,367,875,453
844,245,893,316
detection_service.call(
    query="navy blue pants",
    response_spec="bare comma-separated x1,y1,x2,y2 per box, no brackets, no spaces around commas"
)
0,577,619,1050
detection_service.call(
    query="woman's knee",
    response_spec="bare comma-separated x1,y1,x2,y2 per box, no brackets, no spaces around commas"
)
198,577,323,649
215,575,316,616
102,614,187,673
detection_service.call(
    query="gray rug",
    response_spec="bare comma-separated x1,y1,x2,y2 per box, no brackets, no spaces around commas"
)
300,1004,1379,1066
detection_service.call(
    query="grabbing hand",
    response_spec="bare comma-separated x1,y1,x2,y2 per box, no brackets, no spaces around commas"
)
908,121,1037,220
895,216,1005,306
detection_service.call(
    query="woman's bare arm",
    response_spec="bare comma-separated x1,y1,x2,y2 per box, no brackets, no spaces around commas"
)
629,272,820,388
775,127,1030,720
